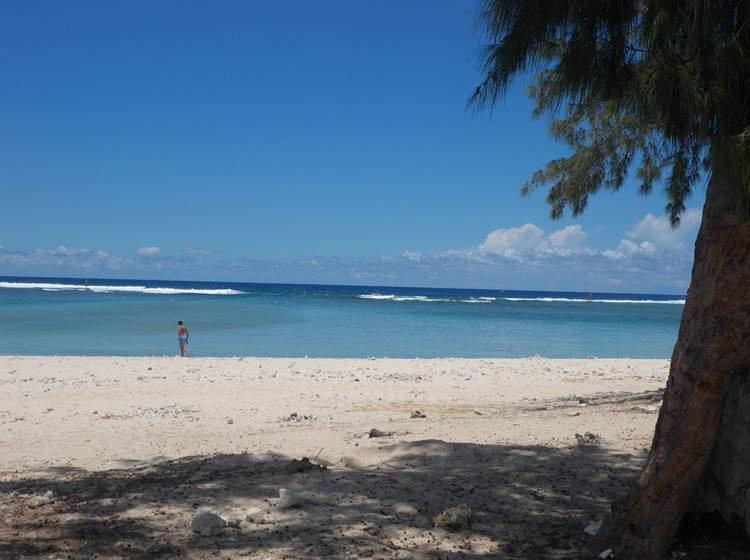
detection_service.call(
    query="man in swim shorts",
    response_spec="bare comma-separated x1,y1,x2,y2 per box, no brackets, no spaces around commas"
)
177,321,189,357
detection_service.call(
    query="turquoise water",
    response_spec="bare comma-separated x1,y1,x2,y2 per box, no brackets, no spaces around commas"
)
0,276,685,358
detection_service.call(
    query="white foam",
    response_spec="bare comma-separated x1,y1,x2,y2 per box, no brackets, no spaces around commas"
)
357,293,450,302
461,297,496,303
357,292,684,305
358,294,492,303
502,297,685,305
0,281,244,296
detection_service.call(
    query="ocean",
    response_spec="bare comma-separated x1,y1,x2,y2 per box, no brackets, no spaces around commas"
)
0,276,685,358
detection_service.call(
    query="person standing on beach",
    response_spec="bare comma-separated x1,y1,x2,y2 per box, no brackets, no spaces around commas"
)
177,321,189,357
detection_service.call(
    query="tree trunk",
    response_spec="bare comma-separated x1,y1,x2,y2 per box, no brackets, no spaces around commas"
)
691,371,750,538
599,173,750,559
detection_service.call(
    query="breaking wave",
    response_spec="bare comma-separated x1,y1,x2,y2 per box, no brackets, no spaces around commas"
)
357,293,451,302
358,294,494,304
502,297,685,305
0,281,244,295
358,293,684,305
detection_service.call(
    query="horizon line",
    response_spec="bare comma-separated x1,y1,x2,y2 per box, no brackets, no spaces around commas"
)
0,273,687,298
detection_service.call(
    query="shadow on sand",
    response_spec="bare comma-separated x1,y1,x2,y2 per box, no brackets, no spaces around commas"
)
0,439,745,559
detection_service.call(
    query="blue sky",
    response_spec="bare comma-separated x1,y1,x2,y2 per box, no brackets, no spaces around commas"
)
0,1,703,292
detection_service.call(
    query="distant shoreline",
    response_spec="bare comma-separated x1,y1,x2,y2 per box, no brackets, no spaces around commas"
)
0,354,671,361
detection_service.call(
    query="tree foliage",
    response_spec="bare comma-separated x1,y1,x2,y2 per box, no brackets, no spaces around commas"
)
470,0,750,225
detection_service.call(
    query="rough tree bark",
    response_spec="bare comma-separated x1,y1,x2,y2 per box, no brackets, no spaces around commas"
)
691,371,750,537
599,172,750,559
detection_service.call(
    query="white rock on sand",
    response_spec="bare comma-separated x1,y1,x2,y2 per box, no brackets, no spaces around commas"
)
277,488,303,509
191,508,226,536
27,490,54,508
245,506,265,522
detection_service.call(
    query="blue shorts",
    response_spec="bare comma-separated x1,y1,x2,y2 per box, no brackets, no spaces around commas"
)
178,336,188,347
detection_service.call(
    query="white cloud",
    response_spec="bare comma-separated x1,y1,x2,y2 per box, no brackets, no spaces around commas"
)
548,224,587,249
0,245,131,271
402,251,425,262
625,208,701,251
602,249,624,260
477,223,592,259
52,245,90,257
603,239,657,259
602,208,701,261
136,246,161,256
478,224,545,256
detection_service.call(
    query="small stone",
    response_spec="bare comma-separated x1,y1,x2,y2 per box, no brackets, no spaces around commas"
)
277,488,303,509
598,549,613,559
191,507,226,536
583,519,602,536
223,516,242,529
245,506,265,523
227,418,234,424
409,410,426,419
393,503,418,515
368,428,392,438
27,490,54,508
434,504,472,530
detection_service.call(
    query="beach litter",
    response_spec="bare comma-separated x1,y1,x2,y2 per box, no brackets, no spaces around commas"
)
409,410,426,419
277,488,303,509
434,504,472,530
598,549,614,559
191,508,227,536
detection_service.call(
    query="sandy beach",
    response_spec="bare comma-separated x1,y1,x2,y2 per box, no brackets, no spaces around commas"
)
1,356,670,559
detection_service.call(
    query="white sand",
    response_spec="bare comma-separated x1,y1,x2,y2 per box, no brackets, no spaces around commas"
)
0,356,669,559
